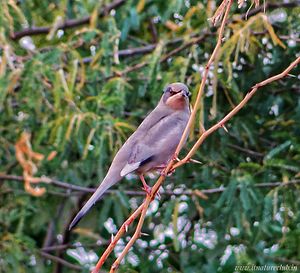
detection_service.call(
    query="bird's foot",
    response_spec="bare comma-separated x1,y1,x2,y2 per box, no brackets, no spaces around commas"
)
141,184,152,195
156,191,161,200
139,174,152,196
160,168,175,177
155,164,175,177
141,185,161,200
138,174,161,199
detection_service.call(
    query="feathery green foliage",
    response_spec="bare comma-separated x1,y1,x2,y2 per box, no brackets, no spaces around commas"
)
0,0,300,272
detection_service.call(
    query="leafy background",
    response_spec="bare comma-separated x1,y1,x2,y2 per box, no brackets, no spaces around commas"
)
0,0,300,272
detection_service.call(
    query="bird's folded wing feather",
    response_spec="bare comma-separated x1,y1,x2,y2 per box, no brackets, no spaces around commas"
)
119,107,170,177
120,112,182,177
120,143,153,176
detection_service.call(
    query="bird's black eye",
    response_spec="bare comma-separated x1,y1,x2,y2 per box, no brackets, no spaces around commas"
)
169,88,176,95
164,86,177,96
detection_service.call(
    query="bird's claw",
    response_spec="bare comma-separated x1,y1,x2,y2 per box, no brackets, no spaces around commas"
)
160,169,167,177
160,166,175,177
141,186,161,200
156,191,161,200
141,185,151,195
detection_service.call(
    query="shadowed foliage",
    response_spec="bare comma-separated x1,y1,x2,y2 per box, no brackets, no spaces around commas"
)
0,0,300,272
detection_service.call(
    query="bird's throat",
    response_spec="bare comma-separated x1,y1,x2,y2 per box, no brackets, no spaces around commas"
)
166,95,186,110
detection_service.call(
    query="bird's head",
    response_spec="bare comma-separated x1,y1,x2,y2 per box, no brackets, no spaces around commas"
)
162,82,191,110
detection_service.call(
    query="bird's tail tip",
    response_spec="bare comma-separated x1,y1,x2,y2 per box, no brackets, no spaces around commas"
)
69,211,84,230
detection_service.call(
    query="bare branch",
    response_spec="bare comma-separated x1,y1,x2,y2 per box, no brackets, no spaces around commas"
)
91,204,144,273
240,0,300,20
82,33,208,63
175,0,233,155
1,174,300,197
98,1,235,272
10,0,127,40
42,242,109,252
226,143,264,158
39,251,82,271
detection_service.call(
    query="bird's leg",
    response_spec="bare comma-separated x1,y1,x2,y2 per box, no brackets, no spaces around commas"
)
155,164,167,176
139,174,161,199
139,174,151,195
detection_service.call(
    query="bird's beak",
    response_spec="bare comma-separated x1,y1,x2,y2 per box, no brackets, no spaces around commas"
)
181,90,191,98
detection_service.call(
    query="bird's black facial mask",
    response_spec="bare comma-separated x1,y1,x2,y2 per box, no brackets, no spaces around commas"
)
162,84,191,110
163,84,191,103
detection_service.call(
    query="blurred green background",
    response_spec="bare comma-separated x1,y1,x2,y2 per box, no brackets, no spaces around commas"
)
0,0,300,272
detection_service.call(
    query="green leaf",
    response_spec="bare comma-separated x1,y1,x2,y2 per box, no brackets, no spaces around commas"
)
264,140,292,162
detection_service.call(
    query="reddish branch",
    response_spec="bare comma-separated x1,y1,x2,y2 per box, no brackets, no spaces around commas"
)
92,204,144,272
173,56,300,169
175,0,232,155
92,1,234,272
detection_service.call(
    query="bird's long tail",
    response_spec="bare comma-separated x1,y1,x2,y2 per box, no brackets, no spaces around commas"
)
69,172,121,230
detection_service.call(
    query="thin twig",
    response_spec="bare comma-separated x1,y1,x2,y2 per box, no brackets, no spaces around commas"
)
109,199,149,272
175,0,232,155
82,33,207,63
159,32,210,63
42,201,66,249
226,143,264,158
240,0,300,20
1,174,300,196
0,174,96,193
42,242,109,252
39,251,82,271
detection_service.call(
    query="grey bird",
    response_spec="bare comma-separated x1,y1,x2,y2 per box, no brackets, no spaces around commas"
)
69,82,191,230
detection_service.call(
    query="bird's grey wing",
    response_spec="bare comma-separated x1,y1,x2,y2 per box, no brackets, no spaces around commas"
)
119,105,173,176
143,114,187,154
120,141,154,176
136,104,173,132
120,113,188,176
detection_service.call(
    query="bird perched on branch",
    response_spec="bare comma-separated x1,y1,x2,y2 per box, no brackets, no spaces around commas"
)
69,82,191,230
